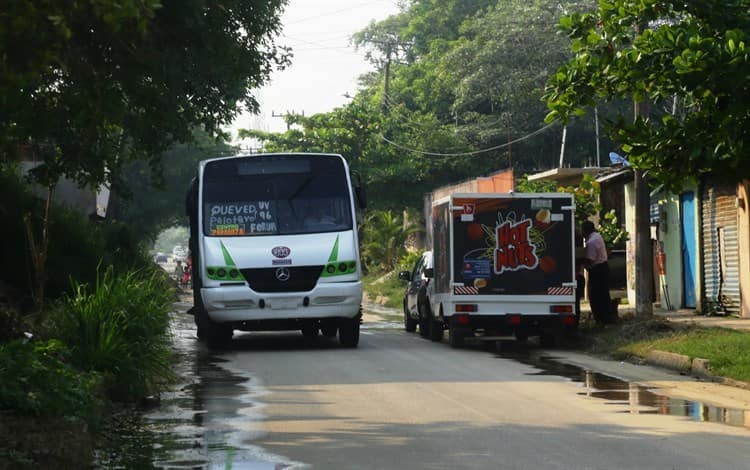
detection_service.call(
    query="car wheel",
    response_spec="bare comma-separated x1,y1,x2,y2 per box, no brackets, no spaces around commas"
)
418,319,430,338
404,301,417,332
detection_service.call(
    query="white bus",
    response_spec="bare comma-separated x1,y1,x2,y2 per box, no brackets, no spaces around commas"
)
186,153,366,348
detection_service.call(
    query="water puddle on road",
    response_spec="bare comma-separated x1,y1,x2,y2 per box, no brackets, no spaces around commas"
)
493,346,750,430
94,307,303,469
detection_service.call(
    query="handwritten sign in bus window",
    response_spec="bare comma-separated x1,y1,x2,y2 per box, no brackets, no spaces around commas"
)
206,201,276,236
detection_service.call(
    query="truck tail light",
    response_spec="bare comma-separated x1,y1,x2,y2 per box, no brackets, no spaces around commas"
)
550,305,573,314
562,315,576,326
455,304,477,313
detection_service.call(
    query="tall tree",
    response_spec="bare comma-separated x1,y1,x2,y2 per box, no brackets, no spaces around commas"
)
544,0,750,192
1,0,289,305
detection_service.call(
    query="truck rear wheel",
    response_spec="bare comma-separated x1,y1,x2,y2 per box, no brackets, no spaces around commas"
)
339,317,360,348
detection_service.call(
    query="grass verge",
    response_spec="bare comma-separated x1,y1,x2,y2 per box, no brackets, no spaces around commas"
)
578,317,750,383
362,271,405,310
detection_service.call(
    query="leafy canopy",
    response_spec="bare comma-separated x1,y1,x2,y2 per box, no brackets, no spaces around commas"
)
1,0,289,191
544,0,750,192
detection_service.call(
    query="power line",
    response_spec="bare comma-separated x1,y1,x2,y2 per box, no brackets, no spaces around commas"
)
284,0,396,26
379,122,558,158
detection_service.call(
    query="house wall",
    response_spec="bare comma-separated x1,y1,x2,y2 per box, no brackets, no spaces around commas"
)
624,181,636,306
701,183,741,315
20,161,109,218
739,180,750,318
658,195,683,309
690,190,703,312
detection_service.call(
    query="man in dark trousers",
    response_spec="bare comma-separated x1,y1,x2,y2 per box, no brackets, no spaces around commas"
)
581,220,611,325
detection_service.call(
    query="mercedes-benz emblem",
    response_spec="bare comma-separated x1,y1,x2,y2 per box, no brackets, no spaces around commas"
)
275,267,291,282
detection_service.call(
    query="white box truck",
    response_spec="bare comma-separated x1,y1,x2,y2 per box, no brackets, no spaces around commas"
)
425,192,577,347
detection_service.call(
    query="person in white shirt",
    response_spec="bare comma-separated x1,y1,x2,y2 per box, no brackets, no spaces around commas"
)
582,220,612,325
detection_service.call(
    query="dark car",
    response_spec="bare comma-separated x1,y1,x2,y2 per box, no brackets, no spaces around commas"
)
398,251,434,337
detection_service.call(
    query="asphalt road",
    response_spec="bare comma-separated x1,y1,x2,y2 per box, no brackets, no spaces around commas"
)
203,320,750,470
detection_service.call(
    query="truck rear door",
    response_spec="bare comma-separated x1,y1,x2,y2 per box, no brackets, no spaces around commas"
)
451,194,574,297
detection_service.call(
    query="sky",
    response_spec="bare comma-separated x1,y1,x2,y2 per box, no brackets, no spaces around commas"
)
230,0,400,143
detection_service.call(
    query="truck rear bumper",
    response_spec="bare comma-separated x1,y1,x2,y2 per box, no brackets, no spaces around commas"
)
448,313,576,337
201,281,362,323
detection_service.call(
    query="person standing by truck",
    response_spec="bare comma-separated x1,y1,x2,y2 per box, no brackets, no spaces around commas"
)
581,220,611,325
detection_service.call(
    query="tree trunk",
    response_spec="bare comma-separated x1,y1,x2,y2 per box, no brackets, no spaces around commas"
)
22,183,55,310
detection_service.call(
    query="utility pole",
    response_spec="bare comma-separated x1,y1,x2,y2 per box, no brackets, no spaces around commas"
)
634,22,653,317
271,110,304,131
502,112,512,168
381,41,393,113
594,107,601,167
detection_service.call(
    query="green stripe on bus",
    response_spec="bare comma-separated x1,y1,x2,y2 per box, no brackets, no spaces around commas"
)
219,241,236,266
327,235,340,262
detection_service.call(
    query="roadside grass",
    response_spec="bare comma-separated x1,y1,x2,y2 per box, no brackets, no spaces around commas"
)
579,317,750,383
363,271,405,310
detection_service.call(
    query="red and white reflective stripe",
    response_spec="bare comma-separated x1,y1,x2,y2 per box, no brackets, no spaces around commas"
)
454,286,479,295
547,287,574,295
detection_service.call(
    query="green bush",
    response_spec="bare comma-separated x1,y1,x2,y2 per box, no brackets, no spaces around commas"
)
0,339,101,420
52,266,175,401
361,210,422,273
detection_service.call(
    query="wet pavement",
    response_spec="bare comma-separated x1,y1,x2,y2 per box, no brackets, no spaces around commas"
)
94,302,750,468
493,345,750,430
94,302,304,469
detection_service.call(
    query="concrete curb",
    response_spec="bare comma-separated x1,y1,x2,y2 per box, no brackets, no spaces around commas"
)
645,350,750,391
645,350,691,372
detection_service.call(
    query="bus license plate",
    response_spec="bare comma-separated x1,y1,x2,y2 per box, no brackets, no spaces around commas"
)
271,298,297,310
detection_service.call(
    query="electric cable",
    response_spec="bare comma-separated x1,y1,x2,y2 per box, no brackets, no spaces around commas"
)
380,121,559,157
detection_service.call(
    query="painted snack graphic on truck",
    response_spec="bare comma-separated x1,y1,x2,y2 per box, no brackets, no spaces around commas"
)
454,197,573,296
494,215,539,274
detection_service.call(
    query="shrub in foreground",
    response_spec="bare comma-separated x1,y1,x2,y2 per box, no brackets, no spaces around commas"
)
53,266,175,402
0,339,101,420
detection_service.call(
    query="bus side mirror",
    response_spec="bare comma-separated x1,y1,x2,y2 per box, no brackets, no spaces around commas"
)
424,268,434,278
